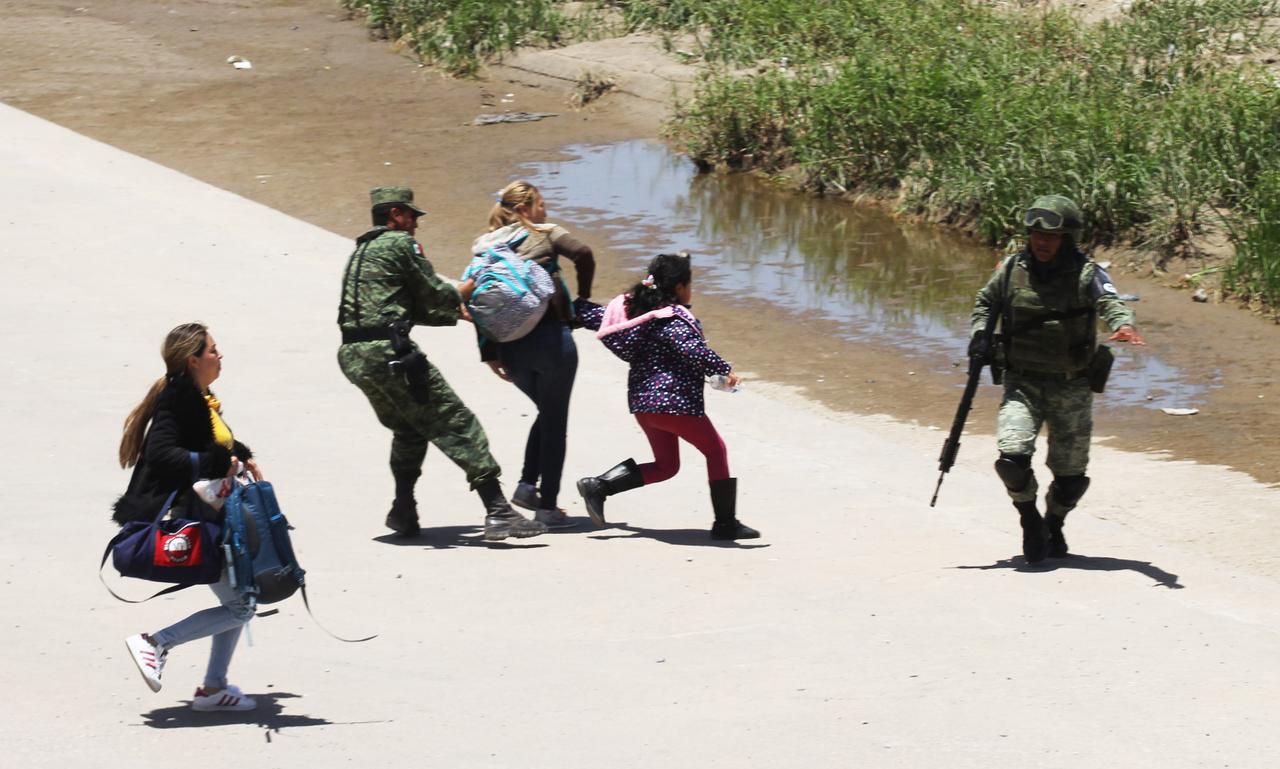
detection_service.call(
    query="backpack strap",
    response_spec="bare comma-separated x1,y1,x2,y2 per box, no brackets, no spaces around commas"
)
297,585,378,643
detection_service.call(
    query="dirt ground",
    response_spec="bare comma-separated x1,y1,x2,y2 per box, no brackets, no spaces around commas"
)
1,0,1276,486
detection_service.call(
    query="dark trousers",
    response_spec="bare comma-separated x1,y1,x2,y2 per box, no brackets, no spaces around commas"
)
499,322,578,509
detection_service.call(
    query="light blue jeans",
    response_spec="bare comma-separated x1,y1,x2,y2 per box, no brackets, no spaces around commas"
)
150,571,255,690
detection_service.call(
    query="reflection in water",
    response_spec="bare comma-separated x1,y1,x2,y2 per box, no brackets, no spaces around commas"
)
521,141,1208,410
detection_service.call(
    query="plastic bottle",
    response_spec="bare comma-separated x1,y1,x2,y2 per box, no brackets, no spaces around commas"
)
708,374,739,393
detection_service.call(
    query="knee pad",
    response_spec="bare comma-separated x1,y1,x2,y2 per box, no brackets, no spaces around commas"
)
994,453,1034,493
1049,475,1090,508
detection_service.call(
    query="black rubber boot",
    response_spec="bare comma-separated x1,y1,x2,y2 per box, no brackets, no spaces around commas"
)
708,478,759,541
576,459,644,527
1015,501,1048,564
476,478,546,541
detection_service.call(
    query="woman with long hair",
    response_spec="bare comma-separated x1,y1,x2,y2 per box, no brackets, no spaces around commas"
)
115,322,264,711
467,180,596,528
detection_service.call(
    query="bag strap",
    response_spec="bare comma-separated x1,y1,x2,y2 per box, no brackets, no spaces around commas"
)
99,489,196,603
298,585,378,643
100,454,205,604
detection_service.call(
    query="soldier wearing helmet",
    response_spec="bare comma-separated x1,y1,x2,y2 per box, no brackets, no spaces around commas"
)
970,195,1146,563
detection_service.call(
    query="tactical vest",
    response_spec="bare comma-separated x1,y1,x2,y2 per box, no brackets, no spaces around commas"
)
1003,255,1096,374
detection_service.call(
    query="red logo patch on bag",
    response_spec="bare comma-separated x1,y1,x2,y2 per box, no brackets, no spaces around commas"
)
154,522,205,568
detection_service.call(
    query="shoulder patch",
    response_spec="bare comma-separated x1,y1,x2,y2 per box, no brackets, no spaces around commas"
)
1090,264,1118,300
413,241,425,258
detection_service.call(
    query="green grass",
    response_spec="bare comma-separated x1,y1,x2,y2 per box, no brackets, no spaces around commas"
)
342,0,569,77
344,0,1280,309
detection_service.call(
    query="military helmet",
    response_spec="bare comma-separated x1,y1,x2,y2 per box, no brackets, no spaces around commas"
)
1023,194,1082,240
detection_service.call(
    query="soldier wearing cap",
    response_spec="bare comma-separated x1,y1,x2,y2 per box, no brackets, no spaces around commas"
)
337,186,546,541
970,195,1146,563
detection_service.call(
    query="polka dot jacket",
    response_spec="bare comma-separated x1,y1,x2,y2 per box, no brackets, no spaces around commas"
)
576,298,731,416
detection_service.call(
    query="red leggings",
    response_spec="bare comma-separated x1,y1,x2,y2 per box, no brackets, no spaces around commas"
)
634,412,730,484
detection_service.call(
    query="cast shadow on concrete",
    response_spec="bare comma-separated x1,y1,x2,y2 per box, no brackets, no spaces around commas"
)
140,692,340,735
373,525,549,550
588,523,771,549
953,554,1184,589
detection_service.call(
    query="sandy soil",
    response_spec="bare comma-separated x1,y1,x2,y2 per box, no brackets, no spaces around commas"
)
3,0,1276,491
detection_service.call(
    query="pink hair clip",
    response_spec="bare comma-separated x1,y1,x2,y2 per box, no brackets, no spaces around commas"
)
641,274,656,288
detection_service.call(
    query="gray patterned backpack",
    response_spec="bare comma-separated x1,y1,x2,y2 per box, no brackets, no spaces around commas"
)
464,225,557,342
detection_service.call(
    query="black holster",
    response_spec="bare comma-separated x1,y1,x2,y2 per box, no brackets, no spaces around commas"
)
1088,344,1114,394
386,320,431,404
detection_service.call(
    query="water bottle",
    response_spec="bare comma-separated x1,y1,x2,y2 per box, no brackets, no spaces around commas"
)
708,374,739,393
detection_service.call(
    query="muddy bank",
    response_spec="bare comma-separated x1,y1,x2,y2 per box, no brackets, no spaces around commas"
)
0,0,1275,487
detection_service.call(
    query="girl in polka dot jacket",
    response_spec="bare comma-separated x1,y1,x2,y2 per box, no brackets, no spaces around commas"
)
573,252,759,540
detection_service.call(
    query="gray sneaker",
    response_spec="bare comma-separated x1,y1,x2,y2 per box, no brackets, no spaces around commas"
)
484,508,548,541
511,482,540,511
534,507,580,529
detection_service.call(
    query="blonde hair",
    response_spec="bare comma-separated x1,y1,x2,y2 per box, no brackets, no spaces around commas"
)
488,180,551,245
118,323,209,469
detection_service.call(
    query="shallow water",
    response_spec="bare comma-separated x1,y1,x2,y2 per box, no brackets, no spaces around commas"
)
522,140,1211,410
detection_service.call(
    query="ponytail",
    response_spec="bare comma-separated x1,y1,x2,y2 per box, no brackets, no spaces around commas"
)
118,322,208,468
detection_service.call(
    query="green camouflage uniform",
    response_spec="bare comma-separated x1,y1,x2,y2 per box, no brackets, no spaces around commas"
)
337,226,501,489
971,249,1135,503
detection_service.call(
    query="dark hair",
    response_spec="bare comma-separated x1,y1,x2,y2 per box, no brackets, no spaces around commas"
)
625,253,692,319
371,203,395,226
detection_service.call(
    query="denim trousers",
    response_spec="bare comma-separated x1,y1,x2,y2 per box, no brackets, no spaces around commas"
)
150,571,255,690
499,321,578,509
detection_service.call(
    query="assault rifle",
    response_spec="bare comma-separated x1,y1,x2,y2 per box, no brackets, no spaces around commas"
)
930,288,1005,507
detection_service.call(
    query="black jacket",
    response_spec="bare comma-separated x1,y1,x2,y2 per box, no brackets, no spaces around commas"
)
112,374,252,524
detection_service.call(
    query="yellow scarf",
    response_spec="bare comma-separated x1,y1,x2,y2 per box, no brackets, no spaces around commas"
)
205,393,234,450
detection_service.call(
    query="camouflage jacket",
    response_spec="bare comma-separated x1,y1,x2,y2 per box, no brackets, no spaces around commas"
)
971,249,1135,374
337,227,461,331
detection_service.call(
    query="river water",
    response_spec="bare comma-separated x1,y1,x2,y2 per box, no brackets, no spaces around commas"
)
522,140,1211,412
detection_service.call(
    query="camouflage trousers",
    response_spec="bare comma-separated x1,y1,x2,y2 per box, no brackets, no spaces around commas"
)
996,372,1093,503
337,342,500,490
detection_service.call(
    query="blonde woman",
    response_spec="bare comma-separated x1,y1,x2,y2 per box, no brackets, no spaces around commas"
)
474,180,596,527
114,323,264,711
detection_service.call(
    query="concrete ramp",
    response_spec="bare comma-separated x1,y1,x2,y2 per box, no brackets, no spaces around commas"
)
2,102,1278,768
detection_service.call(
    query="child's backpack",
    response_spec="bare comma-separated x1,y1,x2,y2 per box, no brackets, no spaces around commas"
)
464,225,557,342
222,480,305,605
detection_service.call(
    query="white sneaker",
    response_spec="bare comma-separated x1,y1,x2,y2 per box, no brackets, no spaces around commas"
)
125,633,166,693
192,684,257,712
534,507,580,529
511,482,540,511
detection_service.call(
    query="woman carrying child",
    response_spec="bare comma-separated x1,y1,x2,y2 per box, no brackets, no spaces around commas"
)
574,252,759,540
469,180,596,528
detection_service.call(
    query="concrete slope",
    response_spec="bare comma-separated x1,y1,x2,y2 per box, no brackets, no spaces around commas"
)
2,102,1278,769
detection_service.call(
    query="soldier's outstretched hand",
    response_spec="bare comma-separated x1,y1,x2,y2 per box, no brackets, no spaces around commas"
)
1108,325,1146,346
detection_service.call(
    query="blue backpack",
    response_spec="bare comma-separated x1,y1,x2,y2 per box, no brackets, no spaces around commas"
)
221,481,374,642
221,480,304,605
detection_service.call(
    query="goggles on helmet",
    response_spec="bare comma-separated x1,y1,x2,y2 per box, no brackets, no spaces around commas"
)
1024,207,1065,231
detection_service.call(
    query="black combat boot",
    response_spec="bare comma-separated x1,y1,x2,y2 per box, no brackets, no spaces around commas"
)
708,478,760,541
576,459,644,527
385,471,421,536
476,478,546,542
1044,475,1089,558
1044,513,1068,558
1014,501,1048,564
